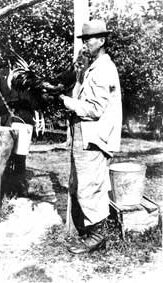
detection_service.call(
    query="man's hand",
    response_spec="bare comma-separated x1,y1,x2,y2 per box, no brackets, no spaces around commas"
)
59,94,65,101
42,82,64,91
42,81,54,89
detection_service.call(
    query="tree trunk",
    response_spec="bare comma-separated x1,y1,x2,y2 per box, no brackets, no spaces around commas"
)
73,0,89,61
0,127,14,203
66,0,89,233
0,0,46,19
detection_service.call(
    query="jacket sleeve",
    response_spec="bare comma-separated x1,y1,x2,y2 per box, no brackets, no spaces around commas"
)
62,68,112,120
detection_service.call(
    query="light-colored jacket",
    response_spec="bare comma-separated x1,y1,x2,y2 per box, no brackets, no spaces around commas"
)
63,54,122,155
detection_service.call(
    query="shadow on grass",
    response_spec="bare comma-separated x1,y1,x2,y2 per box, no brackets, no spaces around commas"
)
114,145,163,180
26,169,68,224
146,162,163,178
49,171,68,224
20,167,162,280
122,130,162,141
71,220,162,279
1,167,68,226
126,147,163,158
29,218,162,281
115,147,163,160
14,265,52,283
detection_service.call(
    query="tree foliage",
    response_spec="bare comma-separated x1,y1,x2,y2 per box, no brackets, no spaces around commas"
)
0,0,74,79
0,0,46,19
91,0,163,120
0,0,74,122
0,0,163,125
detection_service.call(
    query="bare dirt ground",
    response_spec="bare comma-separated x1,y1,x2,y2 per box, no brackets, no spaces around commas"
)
0,136,163,283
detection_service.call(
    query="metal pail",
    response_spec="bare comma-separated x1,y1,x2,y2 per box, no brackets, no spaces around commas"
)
109,162,146,206
11,123,33,155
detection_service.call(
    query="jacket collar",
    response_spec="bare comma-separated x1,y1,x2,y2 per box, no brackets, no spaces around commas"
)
87,53,110,73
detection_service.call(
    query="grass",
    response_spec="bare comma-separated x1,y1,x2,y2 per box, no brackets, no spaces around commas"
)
0,195,14,222
26,221,161,282
0,134,163,282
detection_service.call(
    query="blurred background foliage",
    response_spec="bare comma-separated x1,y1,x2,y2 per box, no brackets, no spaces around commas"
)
90,0,163,122
0,0,163,127
0,0,74,80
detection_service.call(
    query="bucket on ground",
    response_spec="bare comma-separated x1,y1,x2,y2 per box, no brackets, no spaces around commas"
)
109,162,146,206
11,122,33,155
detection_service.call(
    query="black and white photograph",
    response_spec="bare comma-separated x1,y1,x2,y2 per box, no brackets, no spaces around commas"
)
0,0,162,282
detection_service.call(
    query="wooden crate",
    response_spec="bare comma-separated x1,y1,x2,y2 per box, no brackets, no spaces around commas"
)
109,195,162,238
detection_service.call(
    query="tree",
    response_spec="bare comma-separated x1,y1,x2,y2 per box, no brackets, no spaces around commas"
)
0,0,74,123
90,0,163,123
1,0,163,126
0,0,74,76
0,0,47,19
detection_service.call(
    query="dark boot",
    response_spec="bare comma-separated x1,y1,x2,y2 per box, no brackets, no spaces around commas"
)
68,218,108,254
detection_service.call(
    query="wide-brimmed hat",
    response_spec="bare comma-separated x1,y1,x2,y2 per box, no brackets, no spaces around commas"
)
77,19,109,39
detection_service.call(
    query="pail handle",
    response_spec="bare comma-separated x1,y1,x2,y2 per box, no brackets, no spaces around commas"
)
11,115,26,124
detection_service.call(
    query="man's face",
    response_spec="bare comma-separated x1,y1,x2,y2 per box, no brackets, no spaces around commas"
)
82,37,104,58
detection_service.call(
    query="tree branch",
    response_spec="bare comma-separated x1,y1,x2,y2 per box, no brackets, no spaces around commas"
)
0,0,47,19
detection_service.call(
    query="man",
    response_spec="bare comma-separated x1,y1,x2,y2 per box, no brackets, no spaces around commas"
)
60,19,122,254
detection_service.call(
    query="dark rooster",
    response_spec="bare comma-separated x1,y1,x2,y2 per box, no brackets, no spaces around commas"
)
2,46,89,122
0,47,89,198
0,48,70,198
7,47,76,96
4,47,76,132
7,49,39,92
7,49,60,110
